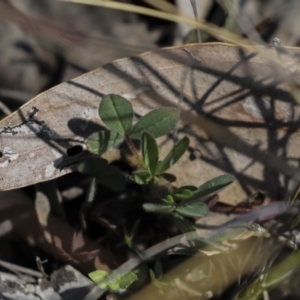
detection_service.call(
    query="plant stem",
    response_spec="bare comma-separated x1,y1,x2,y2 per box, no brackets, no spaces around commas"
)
124,135,146,169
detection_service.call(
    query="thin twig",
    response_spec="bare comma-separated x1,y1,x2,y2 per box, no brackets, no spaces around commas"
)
0,259,42,278
36,257,49,279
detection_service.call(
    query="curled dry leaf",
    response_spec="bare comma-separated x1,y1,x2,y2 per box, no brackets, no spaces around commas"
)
1,43,300,203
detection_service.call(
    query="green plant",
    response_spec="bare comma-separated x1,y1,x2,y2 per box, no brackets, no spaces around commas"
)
78,94,233,223
80,93,234,227
80,93,233,292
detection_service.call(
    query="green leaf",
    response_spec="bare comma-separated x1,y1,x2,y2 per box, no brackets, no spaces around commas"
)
124,233,132,248
99,94,133,134
125,220,140,248
181,174,234,205
149,269,168,288
89,270,109,285
143,203,175,213
88,270,137,292
149,269,156,282
133,170,152,184
176,202,209,218
173,215,196,233
77,157,126,192
87,131,124,155
128,108,179,139
154,260,163,280
142,132,159,174
155,136,189,174
89,270,114,291
172,186,198,201
118,272,138,290
107,279,120,292
162,194,175,204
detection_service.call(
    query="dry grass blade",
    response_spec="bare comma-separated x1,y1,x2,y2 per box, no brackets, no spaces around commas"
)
0,1,84,50
143,0,179,14
0,0,157,66
60,0,256,46
60,0,300,104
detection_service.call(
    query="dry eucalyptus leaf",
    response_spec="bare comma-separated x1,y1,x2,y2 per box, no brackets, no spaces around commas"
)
1,43,300,204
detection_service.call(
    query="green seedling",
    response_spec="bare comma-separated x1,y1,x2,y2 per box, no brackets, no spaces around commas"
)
82,94,179,191
124,220,140,249
82,93,234,294
82,93,233,230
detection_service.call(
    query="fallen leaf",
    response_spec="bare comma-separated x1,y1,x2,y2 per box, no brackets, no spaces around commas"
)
1,43,300,204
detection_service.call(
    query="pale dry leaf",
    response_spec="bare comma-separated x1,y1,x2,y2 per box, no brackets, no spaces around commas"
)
1,43,300,204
